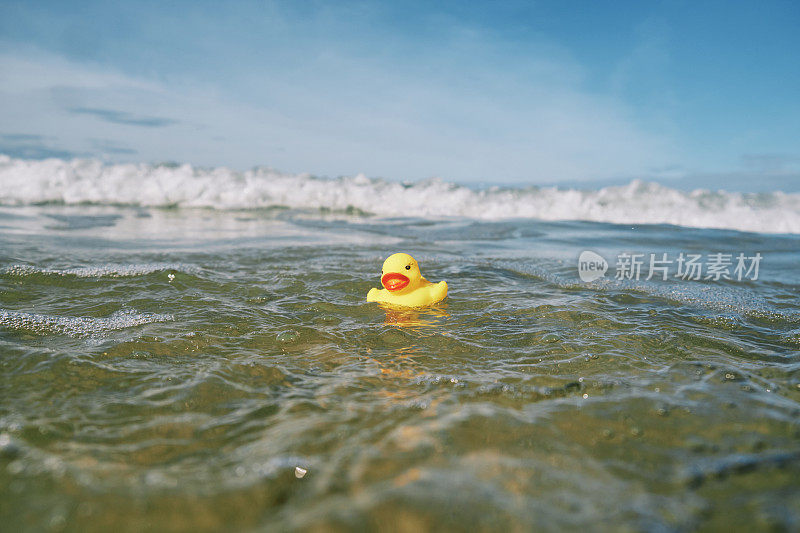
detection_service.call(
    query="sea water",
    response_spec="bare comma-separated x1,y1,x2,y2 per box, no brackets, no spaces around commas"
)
1,157,799,531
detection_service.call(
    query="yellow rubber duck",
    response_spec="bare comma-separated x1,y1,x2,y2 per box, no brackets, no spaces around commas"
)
367,253,448,307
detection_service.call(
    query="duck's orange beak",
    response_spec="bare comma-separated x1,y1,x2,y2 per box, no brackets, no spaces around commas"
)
381,272,410,291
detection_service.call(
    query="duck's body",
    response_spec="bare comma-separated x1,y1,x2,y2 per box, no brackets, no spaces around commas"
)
367,277,448,307
367,253,447,308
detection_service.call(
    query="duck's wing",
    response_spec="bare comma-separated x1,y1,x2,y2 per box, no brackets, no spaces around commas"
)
430,280,448,303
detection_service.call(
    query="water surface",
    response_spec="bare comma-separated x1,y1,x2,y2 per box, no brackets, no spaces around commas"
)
1,205,799,531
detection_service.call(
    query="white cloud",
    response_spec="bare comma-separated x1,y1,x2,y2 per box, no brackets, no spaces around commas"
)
0,47,678,183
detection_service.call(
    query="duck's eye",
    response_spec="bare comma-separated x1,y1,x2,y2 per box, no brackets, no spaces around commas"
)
405,265,411,270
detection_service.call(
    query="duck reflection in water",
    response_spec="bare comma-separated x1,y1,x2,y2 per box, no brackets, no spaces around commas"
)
368,305,449,394
380,303,449,330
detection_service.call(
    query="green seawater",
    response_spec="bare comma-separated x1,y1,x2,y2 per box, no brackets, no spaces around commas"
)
1,205,799,532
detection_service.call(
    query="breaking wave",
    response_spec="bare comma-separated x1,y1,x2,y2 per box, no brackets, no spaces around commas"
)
1,155,799,234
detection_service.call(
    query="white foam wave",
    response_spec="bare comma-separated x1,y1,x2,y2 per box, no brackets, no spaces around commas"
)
0,308,174,338
2,155,799,234
3,263,193,278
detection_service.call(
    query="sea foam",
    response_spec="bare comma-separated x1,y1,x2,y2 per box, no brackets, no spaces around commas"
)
2,263,193,278
0,308,174,338
1,155,799,234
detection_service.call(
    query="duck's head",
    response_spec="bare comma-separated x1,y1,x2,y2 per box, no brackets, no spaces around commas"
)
380,253,422,293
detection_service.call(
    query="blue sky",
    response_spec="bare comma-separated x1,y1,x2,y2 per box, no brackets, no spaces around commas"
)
0,0,798,188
